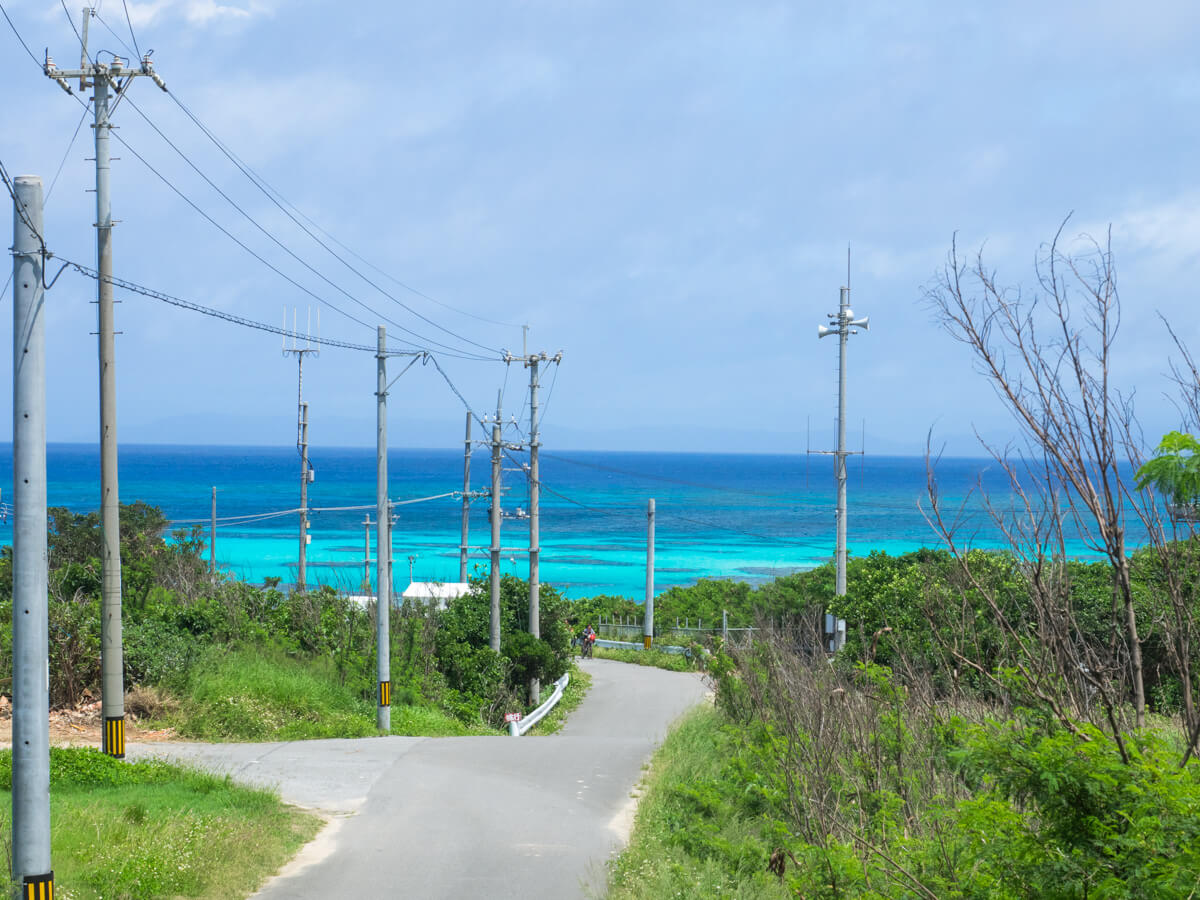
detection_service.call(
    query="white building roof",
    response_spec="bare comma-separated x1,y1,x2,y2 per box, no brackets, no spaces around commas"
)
402,582,471,601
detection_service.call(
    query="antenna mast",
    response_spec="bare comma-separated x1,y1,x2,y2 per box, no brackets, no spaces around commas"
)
815,253,870,652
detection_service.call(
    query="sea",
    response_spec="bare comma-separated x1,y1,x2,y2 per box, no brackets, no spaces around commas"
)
0,444,1138,601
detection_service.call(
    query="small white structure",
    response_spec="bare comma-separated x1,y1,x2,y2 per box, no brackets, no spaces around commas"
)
402,581,471,610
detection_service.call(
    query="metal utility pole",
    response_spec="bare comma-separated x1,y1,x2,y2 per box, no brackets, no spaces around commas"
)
284,310,318,592
209,486,216,574
460,411,471,582
12,174,54,897
816,274,869,652
644,498,655,649
45,14,167,759
505,348,562,702
375,327,390,731
489,394,502,652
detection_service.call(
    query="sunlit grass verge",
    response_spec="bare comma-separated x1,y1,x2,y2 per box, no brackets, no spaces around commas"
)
388,702,496,736
160,646,378,741
607,704,788,900
593,646,696,672
0,747,319,900
527,663,592,735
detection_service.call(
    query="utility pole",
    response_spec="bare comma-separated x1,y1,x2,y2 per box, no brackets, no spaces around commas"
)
12,174,54,897
375,327,390,731
460,411,471,582
644,498,655,649
505,348,562,703
489,393,502,652
209,486,216,574
283,311,318,592
45,13,167,759
816,268,869,653
408,555,417,585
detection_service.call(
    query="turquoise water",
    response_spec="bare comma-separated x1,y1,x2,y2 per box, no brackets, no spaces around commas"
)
0,444,1125,600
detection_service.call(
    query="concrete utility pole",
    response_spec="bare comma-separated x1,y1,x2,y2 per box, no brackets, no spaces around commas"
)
298,400,310,589
283,310,318,593
505,348,561,703
375,327,390,731
460,411,471,582
45,14,167,758
644,498,655,649
210,486,216,574
489,394,502,652
816,275,869,652
363,515,372,593
12,174,54,898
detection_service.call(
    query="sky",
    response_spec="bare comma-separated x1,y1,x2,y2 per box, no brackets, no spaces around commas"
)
1,0,1198,455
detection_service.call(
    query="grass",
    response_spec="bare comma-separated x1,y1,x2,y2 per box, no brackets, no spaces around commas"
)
593,646,697,673
0,747,319,900
607,704,788,900
158,646,378,741
388,702,497,736
527,663,592,735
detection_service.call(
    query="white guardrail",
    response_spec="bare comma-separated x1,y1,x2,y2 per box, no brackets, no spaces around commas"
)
594,638,691,655
508,672,571,736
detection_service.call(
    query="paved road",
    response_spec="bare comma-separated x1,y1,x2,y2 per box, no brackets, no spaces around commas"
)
128,658,708,898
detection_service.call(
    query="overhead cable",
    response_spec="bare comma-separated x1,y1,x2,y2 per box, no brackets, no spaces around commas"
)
118,97,496,360
165,89,521,331
63,260,423,355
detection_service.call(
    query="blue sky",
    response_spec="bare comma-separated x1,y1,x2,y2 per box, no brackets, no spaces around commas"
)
1,0,1198,455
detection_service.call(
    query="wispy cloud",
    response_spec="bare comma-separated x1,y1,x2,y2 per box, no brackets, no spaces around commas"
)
126,0,275,30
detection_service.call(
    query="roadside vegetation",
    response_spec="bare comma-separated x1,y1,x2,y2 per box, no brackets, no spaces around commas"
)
0,505,574,738
0,746,319,899
608,232,1200,898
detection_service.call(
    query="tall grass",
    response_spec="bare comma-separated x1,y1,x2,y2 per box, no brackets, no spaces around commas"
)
164,645,377,741
608,704,787,899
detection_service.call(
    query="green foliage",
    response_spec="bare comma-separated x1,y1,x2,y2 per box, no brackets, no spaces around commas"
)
502,630,563,687
954,721,1200,898
1136,430,1200,507
435,574,571,724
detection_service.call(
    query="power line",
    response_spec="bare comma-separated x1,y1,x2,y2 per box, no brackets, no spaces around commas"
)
63,260,422,355
164,90,522,331
118,96,497,360
116,0,139,59
0,0,39,66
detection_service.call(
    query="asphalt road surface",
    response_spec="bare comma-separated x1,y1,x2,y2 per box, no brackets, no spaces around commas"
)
128,657,709,898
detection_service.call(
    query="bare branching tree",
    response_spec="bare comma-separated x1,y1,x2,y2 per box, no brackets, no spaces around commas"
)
923,223,1147,729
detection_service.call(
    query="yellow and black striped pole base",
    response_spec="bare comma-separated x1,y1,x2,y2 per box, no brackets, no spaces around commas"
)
644,636,652,650
22,872,53,899
378,681,390,707
103,716,125,758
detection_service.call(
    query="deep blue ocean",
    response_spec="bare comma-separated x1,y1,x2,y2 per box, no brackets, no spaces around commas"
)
0,444,1131,600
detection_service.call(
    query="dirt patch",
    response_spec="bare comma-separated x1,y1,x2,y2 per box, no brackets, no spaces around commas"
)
0,695,179,749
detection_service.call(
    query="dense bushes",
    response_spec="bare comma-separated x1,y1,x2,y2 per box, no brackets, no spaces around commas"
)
0,501,571,731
